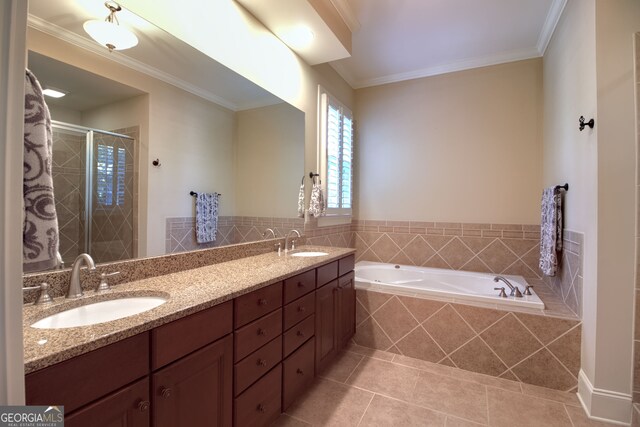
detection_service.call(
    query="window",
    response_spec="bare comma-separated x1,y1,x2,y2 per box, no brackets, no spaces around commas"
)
96,144,126,207
319,89,353,216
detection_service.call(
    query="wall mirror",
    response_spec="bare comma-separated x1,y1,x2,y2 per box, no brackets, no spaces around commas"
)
25,0,305,273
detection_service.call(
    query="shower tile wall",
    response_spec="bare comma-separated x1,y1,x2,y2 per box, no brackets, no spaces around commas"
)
51,130,86,266
353,220,542,274
90,132,136,263
542,231,584,318
355,288,581,392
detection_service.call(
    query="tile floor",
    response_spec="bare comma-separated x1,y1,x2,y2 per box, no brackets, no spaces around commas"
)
273,343,616,427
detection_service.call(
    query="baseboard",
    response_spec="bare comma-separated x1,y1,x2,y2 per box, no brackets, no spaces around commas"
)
577,369,633,425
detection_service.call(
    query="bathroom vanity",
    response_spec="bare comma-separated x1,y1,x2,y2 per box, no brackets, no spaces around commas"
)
23,248,355,427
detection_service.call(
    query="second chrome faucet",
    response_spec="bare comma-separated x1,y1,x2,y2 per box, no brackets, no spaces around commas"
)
493,276,523,298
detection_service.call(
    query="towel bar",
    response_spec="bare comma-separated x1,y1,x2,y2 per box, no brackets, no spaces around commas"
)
190,191,221,197
554,183,569,191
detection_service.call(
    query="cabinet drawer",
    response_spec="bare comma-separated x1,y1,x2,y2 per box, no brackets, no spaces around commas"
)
234,282,283,328
283,314,314,358
65,377,150,427
152,301,233,370
317,261,338,287
26,332,149,414
284,269,316,304
234,364,282,427
282,338,315,411
234,336,282,396
283,292,315,331
339,254,355,276
235,309,282,362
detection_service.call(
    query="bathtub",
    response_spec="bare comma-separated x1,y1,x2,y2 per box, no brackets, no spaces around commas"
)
355,261,545,310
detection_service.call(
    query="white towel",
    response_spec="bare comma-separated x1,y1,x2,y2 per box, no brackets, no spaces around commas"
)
195,192,219,244
308,179,326,218
539,187,563,276
297,176,305,218
23,69,59,272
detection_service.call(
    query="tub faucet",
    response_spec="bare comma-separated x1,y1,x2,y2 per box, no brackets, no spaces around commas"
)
285,229,301,253
67,253,96,299
493,276,522,298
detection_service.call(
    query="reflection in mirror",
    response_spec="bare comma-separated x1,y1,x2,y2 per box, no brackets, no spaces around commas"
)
25,1,305,273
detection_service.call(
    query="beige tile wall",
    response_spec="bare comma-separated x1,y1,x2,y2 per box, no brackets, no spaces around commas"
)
543,230,584,318
355,288,581,392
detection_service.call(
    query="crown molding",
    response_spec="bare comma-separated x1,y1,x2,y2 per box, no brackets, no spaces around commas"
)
338,47,541,90
329,0,360,32
537,0,567,55
27,14,240,111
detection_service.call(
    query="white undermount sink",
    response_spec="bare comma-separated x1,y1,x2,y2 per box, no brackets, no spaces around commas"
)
290,251,329,257
31,296,168,329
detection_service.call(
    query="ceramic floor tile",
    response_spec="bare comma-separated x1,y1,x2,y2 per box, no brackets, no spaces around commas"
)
445,416,487,427
391,354,457,376
410,370,489,424
487,386,572,427
318,351,363,383
270,414,312,426
448,368,521,393
345,342,395,361
564,405,620,427
520,382,580,406
346,357,421,401
358,394,446,426
285,378,374,426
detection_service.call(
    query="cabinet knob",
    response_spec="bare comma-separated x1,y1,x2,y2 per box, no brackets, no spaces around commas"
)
297,281,304,288
257,328,266,336
160,387,172,399
257,404,266,413
298,306,306,313
257,359,267,367
296,368,304,375
296,330,305,337
258,298,268,306
138,400,150,412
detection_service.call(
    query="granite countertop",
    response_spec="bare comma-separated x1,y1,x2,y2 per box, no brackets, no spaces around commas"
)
23,245,355,374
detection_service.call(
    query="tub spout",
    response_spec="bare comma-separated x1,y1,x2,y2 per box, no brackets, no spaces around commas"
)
493,276,522,298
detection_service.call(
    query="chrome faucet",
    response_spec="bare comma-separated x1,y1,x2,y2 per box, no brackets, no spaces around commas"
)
284,229,301,253
493,276,522,298
263,228,277,239
67,253,96,299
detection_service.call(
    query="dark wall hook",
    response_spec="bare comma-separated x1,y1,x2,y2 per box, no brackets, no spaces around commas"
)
152,158,161,167
579,116,595,131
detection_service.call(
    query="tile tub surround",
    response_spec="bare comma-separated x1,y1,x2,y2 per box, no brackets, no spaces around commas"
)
166,216,305,254
354,288,581,391
542,230,584,318
353,220,543,280
275,345,613,427
22,245,354,373
23,236,306,303
304,217,354,248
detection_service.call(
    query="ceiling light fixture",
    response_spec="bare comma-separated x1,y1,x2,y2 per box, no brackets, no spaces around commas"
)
42,87,67,98
83,1,138,52
278,25,315,50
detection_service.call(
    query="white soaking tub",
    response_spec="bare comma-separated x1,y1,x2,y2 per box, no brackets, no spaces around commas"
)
354,261,544,310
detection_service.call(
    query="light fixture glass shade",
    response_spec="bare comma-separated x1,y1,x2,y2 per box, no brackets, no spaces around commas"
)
83,20,138,51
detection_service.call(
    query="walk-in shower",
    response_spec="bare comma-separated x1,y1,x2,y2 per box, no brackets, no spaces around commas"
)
51,121,137,266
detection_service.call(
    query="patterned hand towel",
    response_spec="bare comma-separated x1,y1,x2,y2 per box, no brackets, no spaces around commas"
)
196,192,219,244
23,69,59,273
308,179,326,218
297,176,305,218
539,187,563,276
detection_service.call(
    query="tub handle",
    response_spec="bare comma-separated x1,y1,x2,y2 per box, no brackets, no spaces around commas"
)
524,285,534,296
494,287,507,298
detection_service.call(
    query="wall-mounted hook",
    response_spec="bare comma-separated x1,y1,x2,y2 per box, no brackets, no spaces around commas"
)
579,116,595,131
152,159,161,167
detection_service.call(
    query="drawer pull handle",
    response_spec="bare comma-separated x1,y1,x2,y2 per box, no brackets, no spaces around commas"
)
297,368,304,375
298,306,306,313
257,359,267,367
160,388,172,399
138,400,150,412
296,330,305,337
257,404,266,413
258,298,268,306
257,328,266,336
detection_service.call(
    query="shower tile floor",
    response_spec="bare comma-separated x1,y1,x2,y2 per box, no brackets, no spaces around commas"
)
273,343,617,427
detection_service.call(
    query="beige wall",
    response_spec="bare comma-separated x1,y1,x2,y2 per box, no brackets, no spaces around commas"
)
48,104,81,124
235,103,305,218
354,58,543,224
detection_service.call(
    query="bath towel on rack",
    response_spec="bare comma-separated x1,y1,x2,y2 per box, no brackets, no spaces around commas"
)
539,186,563,276
23,69,59,272
297,176,305,218
308,177,326,218
195,192,219,244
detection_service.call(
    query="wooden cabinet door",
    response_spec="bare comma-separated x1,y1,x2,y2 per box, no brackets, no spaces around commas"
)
338,272,356,350
65,378,150,427
153,334,233,427
315,280,338,373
